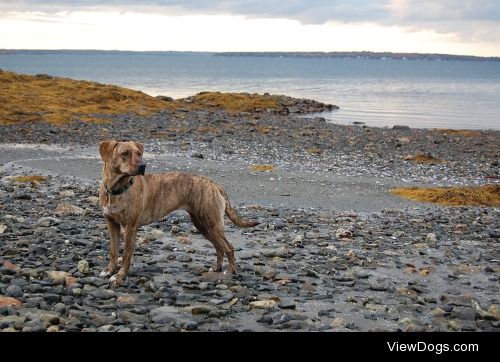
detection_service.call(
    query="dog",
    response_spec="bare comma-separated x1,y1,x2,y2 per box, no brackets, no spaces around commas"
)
98,140,259,286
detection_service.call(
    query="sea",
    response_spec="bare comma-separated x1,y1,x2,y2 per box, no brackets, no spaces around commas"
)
1,50,499,130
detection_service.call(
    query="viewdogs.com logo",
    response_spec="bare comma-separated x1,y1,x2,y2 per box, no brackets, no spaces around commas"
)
387,342,479,355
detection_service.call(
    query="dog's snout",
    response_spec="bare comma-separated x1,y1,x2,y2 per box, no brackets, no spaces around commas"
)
138,163,146,176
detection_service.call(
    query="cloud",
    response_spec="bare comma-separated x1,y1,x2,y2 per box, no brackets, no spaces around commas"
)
3,1,500,22
2,0,500,42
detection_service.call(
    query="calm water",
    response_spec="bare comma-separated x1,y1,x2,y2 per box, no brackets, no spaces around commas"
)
1,50,499,130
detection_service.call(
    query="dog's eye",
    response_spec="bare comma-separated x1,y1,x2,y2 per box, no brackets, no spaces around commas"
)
122,151,129,156
137,152,142,157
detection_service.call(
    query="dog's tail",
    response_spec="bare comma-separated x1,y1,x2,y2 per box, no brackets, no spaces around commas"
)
218,186,259,228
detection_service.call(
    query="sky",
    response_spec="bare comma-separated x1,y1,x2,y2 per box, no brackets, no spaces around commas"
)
1,1,499,56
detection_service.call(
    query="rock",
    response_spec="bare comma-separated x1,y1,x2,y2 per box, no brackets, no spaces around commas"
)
86,196,100,204
88,288,116,300
335,228,353,239
59,190,75,197
393,125,410,130
330,317,346,329
79,277,107,287
190,306,214,315
119,311,149,324
0,296,22,308
396,137,411,144
149,306,181,324
55,203,85,216
426,233,437,242
116,294,138,306
249,300,277,309
451,307,478,321
257,316,273,325
0,224,6,234
201,271,232,283
370,283,389,292
6,285,23,298
2,261,18,272
278,299,296,310
303,268,320,278
485,305,500,321
0,315,26,329
230,286,250,299
36,217,61,227
145,228,164,241
183,321,198,331
156,95,174,102
77,260,90,274
53,303,67,315
46,271,71,285
190,152,204,159
43,294,61,304
431,307,446,317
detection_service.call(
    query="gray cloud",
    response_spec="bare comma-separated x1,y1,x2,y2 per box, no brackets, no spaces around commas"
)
2,0,500,41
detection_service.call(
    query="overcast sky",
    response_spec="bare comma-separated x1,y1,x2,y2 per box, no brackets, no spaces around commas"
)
1,1,499,56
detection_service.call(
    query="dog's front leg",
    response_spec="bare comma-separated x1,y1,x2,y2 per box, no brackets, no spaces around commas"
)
109,225,137,286
100,219,120,278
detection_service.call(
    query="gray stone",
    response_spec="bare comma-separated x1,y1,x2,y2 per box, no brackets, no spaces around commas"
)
88,288,116,300
6,285,23,298
279,299,297,310
119,311,149,324
149,306,181,324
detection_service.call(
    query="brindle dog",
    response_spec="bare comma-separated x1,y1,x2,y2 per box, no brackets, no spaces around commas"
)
98,140,258,286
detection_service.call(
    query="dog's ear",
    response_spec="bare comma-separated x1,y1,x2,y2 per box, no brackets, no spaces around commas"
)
99,140,118,162
134,142,144,154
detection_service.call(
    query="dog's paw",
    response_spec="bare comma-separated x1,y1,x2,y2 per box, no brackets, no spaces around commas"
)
108,274,123,287
99,269,112,278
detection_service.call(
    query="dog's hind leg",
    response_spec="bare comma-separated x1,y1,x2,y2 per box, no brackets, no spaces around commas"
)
218,231,237,274
100,219,120,277
189,212,225,272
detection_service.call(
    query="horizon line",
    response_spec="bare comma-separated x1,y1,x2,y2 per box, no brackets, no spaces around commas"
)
2,48,500,59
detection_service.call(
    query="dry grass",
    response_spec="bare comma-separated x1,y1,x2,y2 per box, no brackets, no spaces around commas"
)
12,175,48,185
0,70,177,124
432,129,481,137
404,153,444,164
0,71,306,125
185,91,281,113
390,184,500,206
249,164,275,172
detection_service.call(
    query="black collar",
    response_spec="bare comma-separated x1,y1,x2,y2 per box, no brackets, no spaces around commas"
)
105,177,134,196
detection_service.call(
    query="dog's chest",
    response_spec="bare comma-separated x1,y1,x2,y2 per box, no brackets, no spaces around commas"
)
102,204,127,223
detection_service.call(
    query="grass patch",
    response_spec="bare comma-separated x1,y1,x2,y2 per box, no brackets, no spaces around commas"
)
184,91,282,113
432,129,481,137
404,153,444,164
12,175,48,185
0,70,177,124
249,164,275,172
390,184,500,206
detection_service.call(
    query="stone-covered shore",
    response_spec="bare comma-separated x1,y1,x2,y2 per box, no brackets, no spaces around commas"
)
0,87,499,331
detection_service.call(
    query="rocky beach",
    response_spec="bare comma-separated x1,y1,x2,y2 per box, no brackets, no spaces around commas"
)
0,72,499,332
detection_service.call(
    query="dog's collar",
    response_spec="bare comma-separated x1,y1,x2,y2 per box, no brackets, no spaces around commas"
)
105,177,134,196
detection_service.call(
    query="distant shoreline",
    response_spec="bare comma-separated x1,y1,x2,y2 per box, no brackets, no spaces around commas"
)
1,49,499,62
215,51,500,62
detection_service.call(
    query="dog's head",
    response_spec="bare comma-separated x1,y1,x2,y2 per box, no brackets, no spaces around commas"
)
99,140,146,176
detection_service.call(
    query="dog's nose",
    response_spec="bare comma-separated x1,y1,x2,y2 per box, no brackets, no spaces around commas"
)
138,163,146,176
